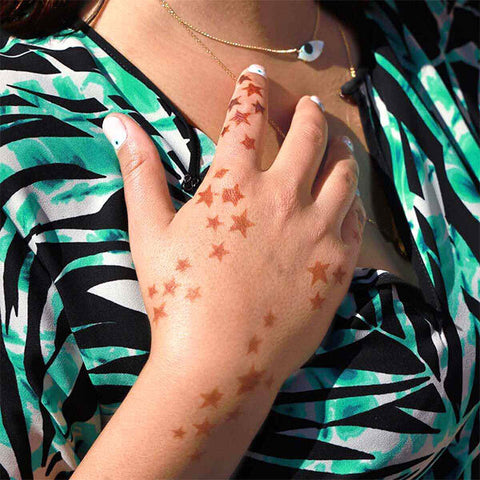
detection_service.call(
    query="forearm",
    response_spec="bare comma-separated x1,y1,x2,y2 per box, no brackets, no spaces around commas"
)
71,349,279,479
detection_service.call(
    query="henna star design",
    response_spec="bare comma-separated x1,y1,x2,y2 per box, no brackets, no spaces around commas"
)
263,311,276,328
307,261,330,286
241,134,255,150
193,418,214,436
238,74,252,84
221,125,230,136
207,215,223,231
172,427,186,439
253,100,265,114
242,82,263,97
227,96,242,111
163,278,179,296
153,302,167,323
209,242,230,262
247,335,261,354
186,286,201,302
176,258,191,272
196,185,215,207
231,110,252,126
237,365,265,395
230,209,255,238
213,168,229,179
332,266,346,284
148,284,157,299
310,292,325,311
199,388,223,409
222,184,245,206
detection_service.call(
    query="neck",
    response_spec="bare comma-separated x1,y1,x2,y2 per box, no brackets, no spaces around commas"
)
164,0,319,47
86,0,320,49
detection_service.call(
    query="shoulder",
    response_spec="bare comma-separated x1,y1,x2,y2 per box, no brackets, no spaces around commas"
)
0,27,122,241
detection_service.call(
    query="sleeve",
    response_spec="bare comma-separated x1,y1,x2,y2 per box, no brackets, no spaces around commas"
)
0,211,101,479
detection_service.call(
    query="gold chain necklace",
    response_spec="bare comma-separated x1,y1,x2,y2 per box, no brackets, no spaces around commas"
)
161,0,324,62
159,0,408,258
160,0,326,140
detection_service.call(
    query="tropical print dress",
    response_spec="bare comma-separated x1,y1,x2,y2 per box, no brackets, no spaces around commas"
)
0,0,478,478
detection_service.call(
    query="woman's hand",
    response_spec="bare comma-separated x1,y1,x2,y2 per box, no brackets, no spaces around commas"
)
73,64,368,479
103,64,366,386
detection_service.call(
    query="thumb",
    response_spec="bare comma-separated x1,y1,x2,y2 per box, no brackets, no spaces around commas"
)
102,113,176,244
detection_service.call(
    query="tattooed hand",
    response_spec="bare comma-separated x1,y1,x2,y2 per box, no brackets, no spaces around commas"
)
102,64,366,389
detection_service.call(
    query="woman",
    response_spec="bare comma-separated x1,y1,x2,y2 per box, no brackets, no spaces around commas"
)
0,0,478,478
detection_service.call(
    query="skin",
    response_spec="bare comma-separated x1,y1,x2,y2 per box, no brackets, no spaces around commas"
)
81,0,419,287
72,66,365,479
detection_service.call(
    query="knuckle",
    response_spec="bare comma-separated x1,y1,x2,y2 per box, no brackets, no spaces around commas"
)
297,118,327,146
272,180,299,220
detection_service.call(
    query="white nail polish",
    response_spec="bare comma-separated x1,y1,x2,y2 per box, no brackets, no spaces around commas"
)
102,116,127,150
247,64,266,77
341,135,354,153
309,95,325,112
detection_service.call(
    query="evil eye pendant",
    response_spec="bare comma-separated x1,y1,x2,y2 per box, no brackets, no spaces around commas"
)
297,40,324,62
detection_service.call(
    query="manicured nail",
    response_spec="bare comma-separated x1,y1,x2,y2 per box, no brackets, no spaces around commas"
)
341,135,354,153
309,95,325,112
247,64,266,77
102,115,127,150
355,188,361,196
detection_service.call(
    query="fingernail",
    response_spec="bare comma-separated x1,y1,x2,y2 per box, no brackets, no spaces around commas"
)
355,188,361,196
309,95,325,112
247,64,266,77
341,135,354,153
102,115,127,150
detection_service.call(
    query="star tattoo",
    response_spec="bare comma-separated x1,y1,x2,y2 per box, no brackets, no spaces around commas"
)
307,261,330,286
172,427,186,439
196,185,215,207
230,209,255,238
199,388,223,409
237,365,265,395
241,134,255,150
231,110,252,126
148,284,158,299
253,100,265,114
213,168,229,179
247,335,262,354
242,82,263,97
310,292,325,311
226,407,241,422
220,125,230,136
263,310,276,328
186,286,201,302
207,215,223,231
332,266,346,284
227,96,242,111
153,302,167,323
222,184,245,206
209,242,230,262
176,258,191,272
193,418,214,437
238,74,252,83
163,278,179,296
